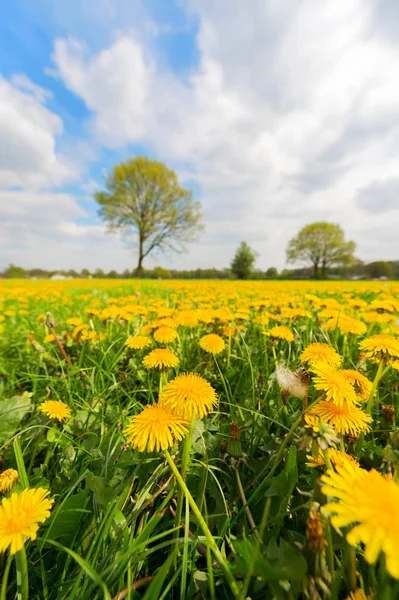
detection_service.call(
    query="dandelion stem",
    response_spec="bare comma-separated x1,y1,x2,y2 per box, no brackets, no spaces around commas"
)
50,326,72,367
15,545,29,600
174,418,194,553
322,448,333,471
347,544,357,592
322,448,336,584
365,360,385,414
356,361,389,455
159,371,167,394
271,344,278,371
235,466,262,542
164,449,240,599
0,553,13,600
13,437,29,490
325,518,335,584
240,496,271,600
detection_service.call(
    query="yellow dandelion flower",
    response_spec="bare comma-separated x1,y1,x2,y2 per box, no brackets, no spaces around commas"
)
125,335,151,350
0,469,19,493
359,334,399,362
223,325,236,337
323,315,367,336
322,464,399,579
234,310,250,321
361,311,395,325
153,326,178,344
0,488,54,554
265,326,294,342
338,317,367,336
312,364,358,407
341,370,372,401
304,413,320,432
196,310,214,325
44,334,56,343
66,317,83,326
142,348,179,370
157,317,178,328
160,373,217,420
177,310,199,327
306,448,359,469
140,324,155,335
72,324,89,339
313,400,372,436
124,403,189,452
199,333,225,354
80,330,98,342
38,400,71,421
369,299,396,313
345,590,373,600
300,343,342,368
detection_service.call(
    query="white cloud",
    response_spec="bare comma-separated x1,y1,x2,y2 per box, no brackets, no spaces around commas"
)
53,37,150,145
0,189,137,271
0,73,104,270
48,0,399,269
0,76,75,189
10,74,53,103
357,177,399,214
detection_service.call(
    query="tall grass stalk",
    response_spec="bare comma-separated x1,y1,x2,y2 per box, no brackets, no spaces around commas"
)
164,450,241,599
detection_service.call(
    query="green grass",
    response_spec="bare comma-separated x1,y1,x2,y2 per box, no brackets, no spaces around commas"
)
0,279,398,599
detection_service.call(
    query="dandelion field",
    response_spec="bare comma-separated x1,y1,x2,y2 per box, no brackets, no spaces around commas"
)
1,279,399,599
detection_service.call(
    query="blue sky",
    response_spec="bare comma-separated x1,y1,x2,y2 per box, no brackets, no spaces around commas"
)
1,0,399,272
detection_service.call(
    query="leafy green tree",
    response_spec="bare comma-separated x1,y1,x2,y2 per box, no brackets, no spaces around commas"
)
3,264,26,278
365,261,394,279
286,222,355,279
231,242,257,280
94,156,204,276
266,267,278,279
153,266,172,279
66,269,78,278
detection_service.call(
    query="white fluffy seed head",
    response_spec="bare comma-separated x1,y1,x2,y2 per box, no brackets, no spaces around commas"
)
276,364,307,399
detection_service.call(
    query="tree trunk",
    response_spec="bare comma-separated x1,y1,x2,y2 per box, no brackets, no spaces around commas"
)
313,262,320,279
135,256,143,278
135,238,144,277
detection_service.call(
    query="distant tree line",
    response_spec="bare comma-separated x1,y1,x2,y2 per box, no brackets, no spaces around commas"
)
2,154,389,282
7,155,386,282
2,260,399,280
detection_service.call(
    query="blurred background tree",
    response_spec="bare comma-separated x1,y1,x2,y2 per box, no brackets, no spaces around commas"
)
265,267,278,279
364,261,394,279
231,241,257,279
286,222,356,279
94,156,203,276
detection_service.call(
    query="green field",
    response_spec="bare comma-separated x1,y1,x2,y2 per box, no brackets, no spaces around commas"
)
0,279,398,599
